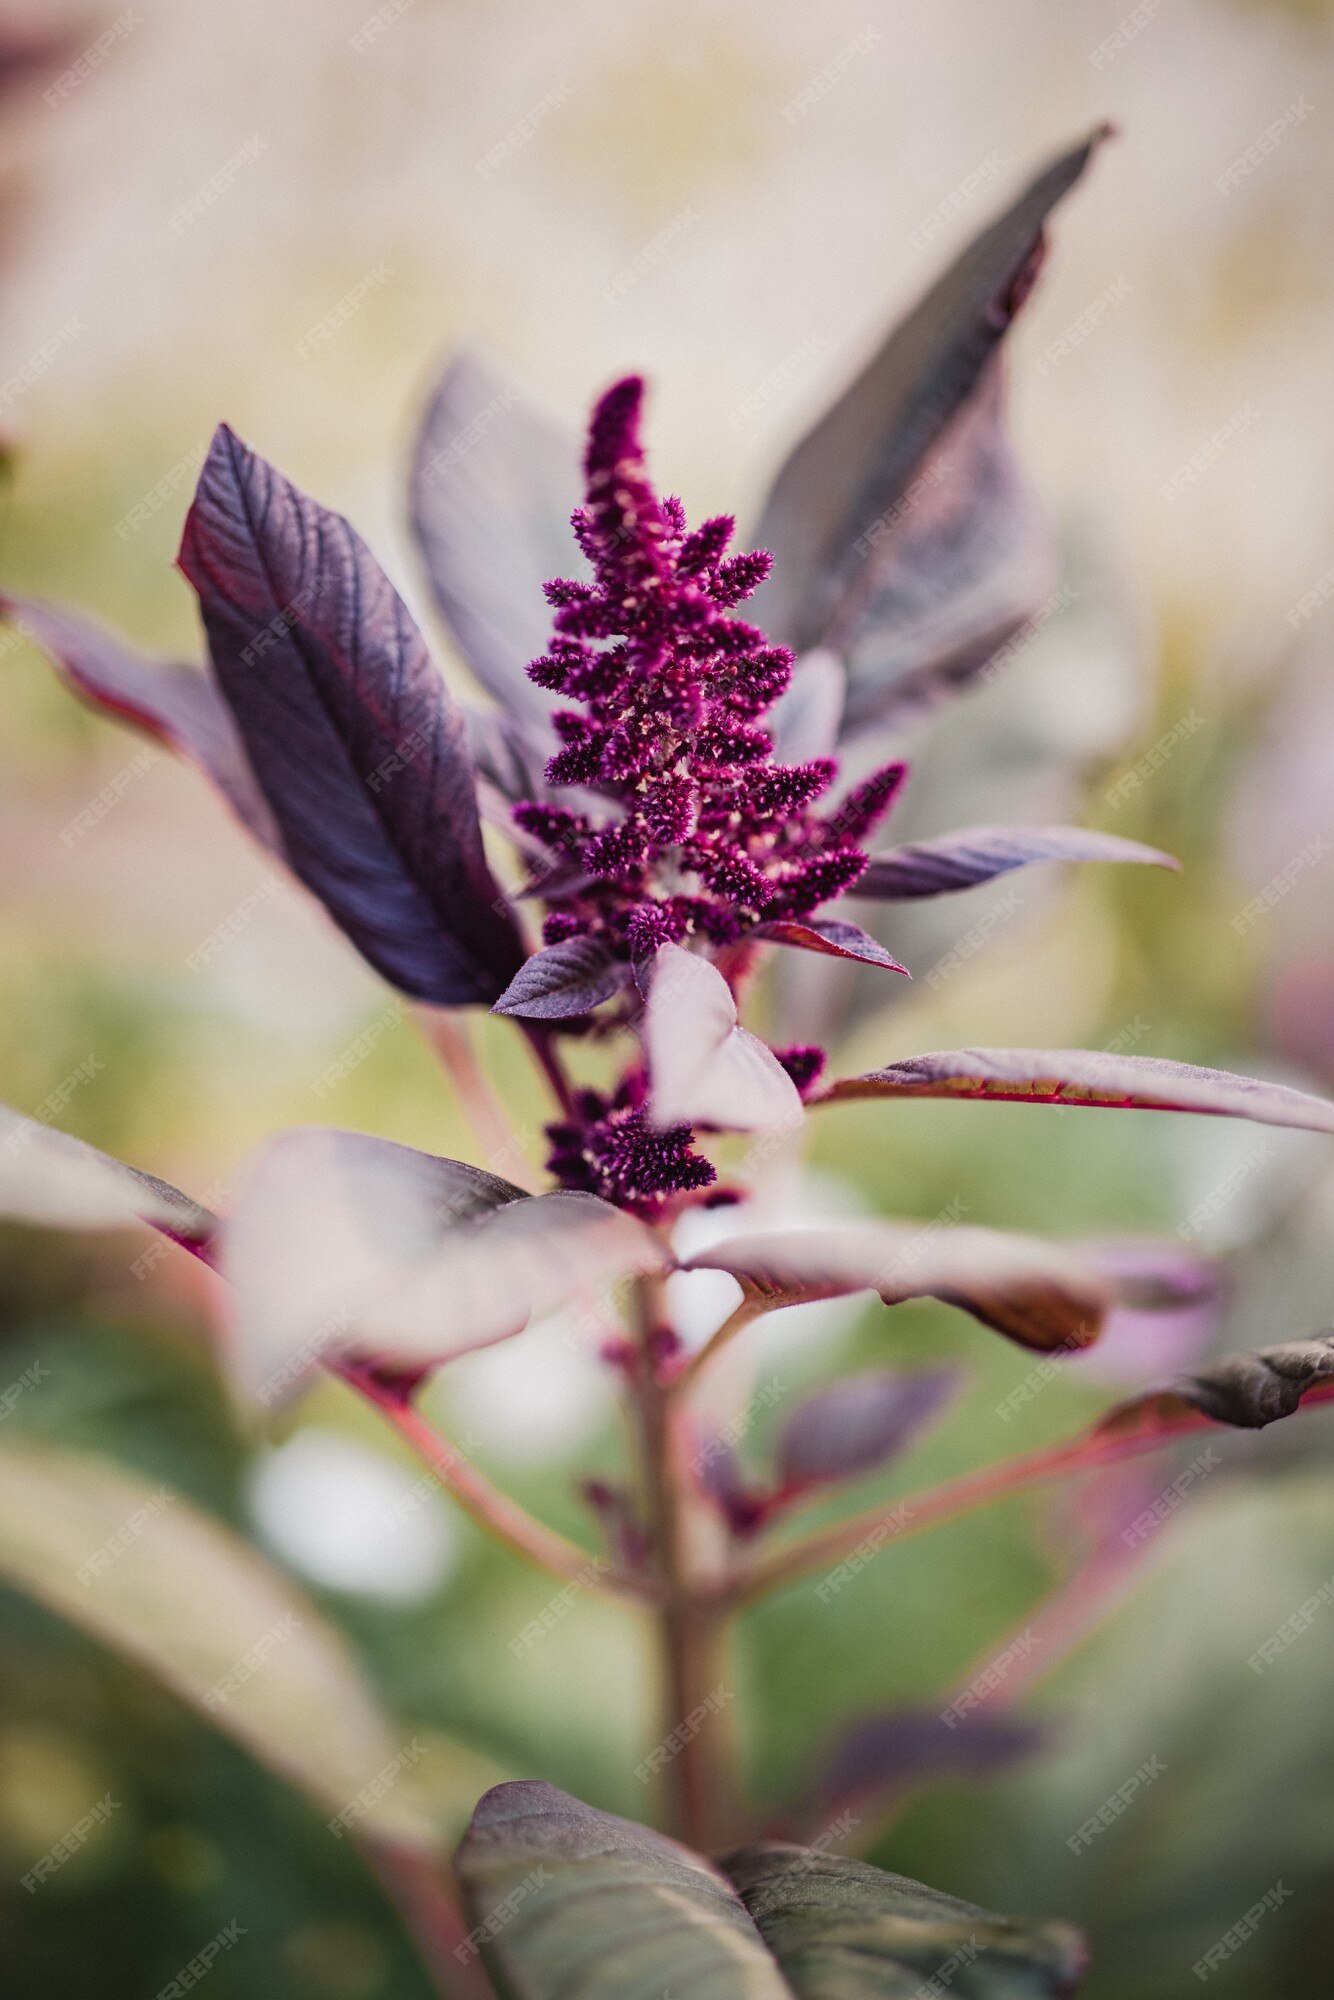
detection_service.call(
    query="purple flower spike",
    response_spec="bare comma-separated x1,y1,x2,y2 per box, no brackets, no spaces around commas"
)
512,378,886,980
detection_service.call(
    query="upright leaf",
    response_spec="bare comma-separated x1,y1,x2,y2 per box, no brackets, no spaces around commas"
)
722,1844,1086,1998
821,1048,1334,1137
179,424,524,1005
455,1781,790,1999
777,1368,958,1490
408,349,582,731
645,943,804,1135
0,1441,439,1850
795,1708,1046,1839
751,130,1110,737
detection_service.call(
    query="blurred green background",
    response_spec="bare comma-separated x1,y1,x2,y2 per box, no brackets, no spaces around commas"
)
5,1,1334,1994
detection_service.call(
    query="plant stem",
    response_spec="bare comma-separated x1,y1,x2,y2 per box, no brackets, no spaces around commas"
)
737,1381,1334,1603
633,1275,738,1853
414,1008,541,1190
522,1022,575,1117
340,1362,649,1600
363,1841,497,2000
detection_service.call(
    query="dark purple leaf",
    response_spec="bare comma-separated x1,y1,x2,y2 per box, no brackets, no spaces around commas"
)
821,1047,1334,1137
1097,1331,1334,1438
1,593,282,853
777,1367,958,1489
856,824,1178,900
178,424,524,1007
408,349,581,734
752,129,1110,738
749,918,909,973
799,1707,1045,1830
493,936,629,1019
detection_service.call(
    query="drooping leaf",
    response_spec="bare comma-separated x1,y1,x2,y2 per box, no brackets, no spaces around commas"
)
722,1843,1087,1998
749,919,910,974
1,592,282,852
0,1104,215,1251
796,1707,1046,1836
1097,1331,1334,1438
820,1048,1334,1137
777,1368,958,1490
855,825,1177,901
179,424,525,1006
0,1440,439,1849
683,1222,1108,1354
645,943,805,1135
408,349,582,732
752,130,1110,738
493,936,629,1019
1064,1238,1222,1386
454,1780,790,1999
221,1127,664,1400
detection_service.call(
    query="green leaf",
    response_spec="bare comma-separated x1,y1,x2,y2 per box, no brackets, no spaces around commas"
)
0,1438,440,1851
722,1844,1086,1998
455,1781,791,1997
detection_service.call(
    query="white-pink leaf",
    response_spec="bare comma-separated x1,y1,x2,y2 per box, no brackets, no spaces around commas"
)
644,945,804,1135
0,1105,214,1249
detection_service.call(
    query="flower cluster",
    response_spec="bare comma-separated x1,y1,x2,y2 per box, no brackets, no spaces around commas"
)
514,376,903,963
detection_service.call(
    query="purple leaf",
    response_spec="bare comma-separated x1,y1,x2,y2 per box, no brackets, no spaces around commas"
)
856,824,1178,900
179,424,525,1007
0,1105,215,1253
408,349,581,734
1062,1238,1221,1387
749,919,909,974
1,593,282,853
1097,1331,1334,1438
645,944,805,1135
752,130,1110,737
683,1222,1108,1354
821,1047,1334,1137
777,1368,958,1490
221,1127,665,1401
800,1707,1045,1830
493,936,630,1019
